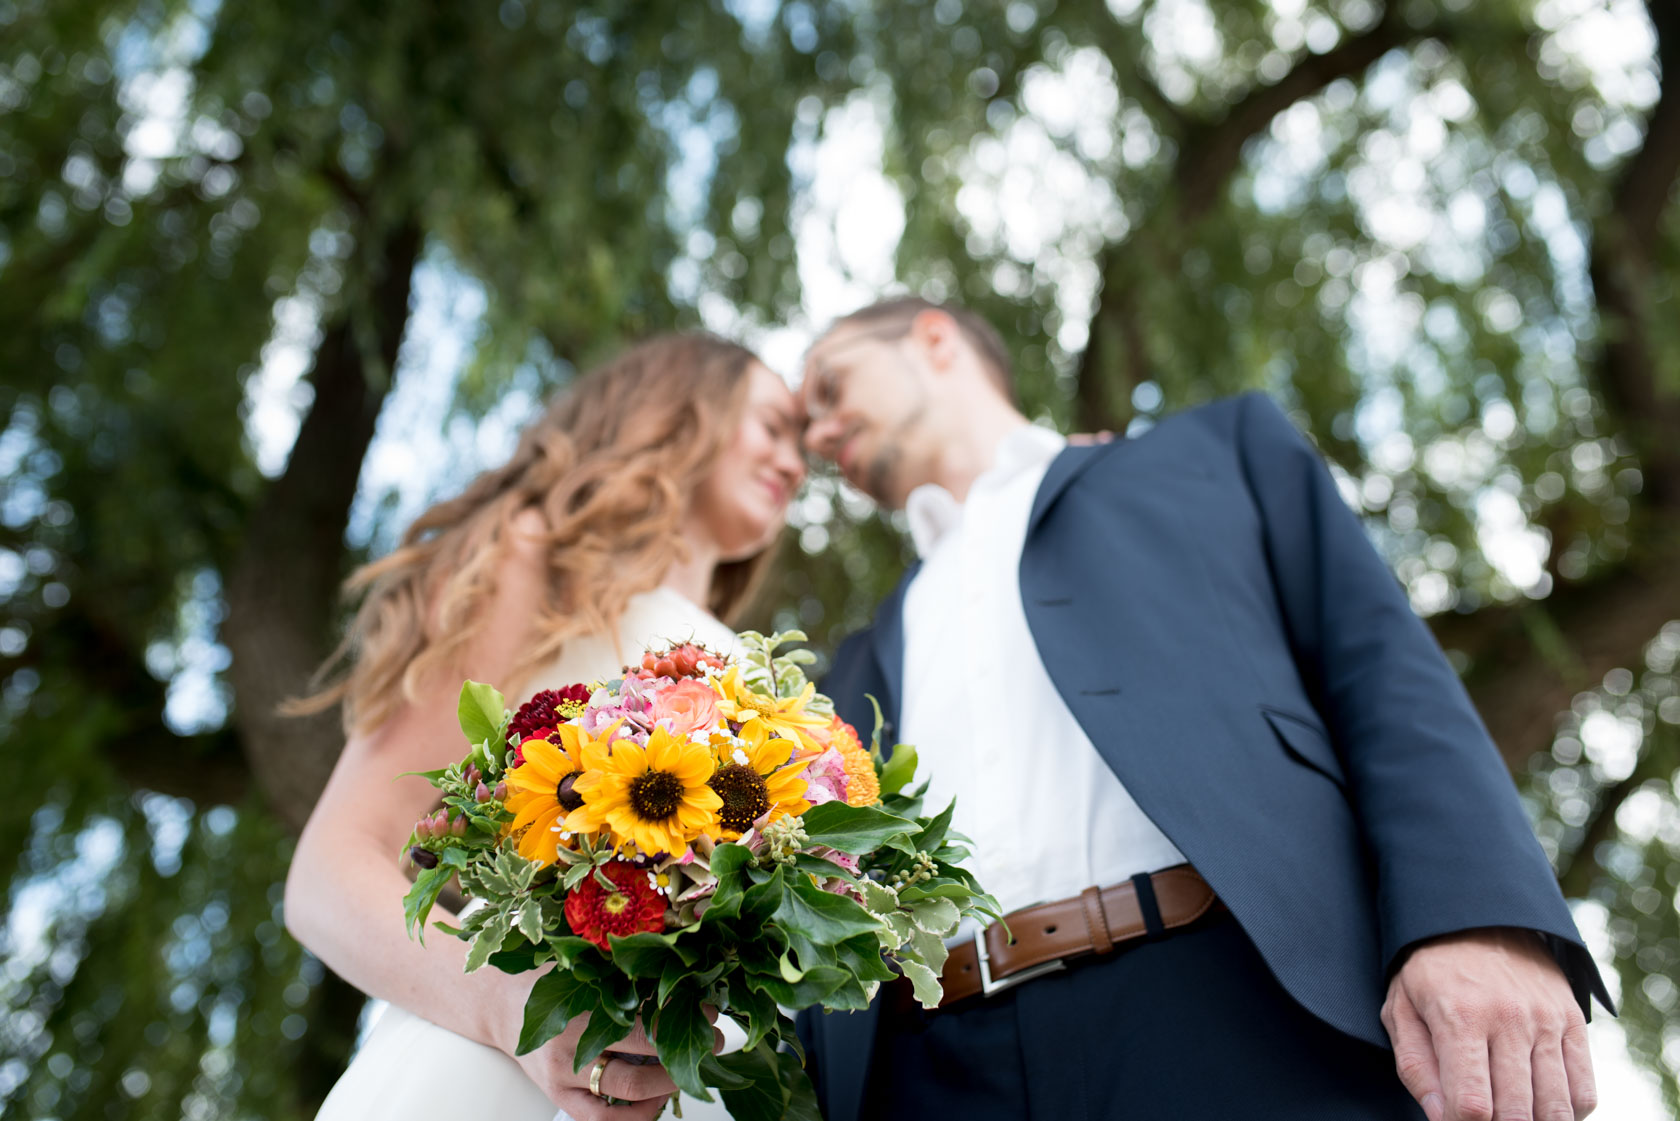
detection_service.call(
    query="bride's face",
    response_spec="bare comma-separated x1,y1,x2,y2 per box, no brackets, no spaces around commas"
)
689,363,807,561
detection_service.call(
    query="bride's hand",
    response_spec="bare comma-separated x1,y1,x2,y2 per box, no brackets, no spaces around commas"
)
508,1003,725,1121
512,1014,678,1121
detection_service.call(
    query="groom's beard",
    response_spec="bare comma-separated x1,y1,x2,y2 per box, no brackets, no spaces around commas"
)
858,401,929,508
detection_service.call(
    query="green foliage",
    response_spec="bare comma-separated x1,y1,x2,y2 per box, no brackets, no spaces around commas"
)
5,0,1679,1112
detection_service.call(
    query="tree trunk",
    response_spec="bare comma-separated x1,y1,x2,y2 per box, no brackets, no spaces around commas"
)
222,219,424,831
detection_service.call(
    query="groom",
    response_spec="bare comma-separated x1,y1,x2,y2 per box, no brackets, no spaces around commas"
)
793,298,1609,1121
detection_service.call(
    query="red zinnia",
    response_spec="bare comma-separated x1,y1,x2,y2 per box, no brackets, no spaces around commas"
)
563,861,667,951
509,684,592,743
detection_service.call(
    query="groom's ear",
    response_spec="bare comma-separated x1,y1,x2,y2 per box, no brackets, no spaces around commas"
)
907,309,961,375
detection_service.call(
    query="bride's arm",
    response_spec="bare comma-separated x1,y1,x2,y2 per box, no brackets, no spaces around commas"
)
281,517,679,1119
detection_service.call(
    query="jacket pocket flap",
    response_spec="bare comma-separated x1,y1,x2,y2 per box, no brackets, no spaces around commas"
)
1262,707,1346,789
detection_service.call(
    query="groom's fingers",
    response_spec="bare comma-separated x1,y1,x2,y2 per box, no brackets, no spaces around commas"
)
1561,1019,1598,1117
1487,1026,1534,1121
1433,1017,1494,1121
1382,986,1444,1120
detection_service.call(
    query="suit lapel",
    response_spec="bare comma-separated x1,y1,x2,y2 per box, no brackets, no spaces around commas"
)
1027,437,1131,539
866,560,919,737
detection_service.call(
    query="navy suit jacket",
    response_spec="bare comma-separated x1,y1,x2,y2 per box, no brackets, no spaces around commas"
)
799,393,1610,1121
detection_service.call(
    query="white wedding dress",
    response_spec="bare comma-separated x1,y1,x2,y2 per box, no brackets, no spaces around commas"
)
314,586,745,1121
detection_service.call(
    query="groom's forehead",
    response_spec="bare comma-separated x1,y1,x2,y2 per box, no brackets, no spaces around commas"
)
802,323,878,376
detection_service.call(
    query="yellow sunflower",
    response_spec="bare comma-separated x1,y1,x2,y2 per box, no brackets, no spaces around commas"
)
501,721,615,867
570,725,721,856
710,665,828,754
708,722,812,838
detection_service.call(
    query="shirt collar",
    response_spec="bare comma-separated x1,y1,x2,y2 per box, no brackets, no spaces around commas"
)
905,423,1067,558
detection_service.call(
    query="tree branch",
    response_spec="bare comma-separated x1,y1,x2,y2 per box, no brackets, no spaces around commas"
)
1433,545,1680,767
1556,723,1676,898
1586,0,1680,510
1175,8,1425,222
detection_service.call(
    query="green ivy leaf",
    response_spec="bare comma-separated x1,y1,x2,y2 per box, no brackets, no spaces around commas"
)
876,740,918,798
703,842,756,923
897,958,944,1009
912,798,956,855
835,932,898,985
652,992,716,1101
572,1007,634,1073
896,880,975,904
608,931,680,978
789,851,855,882
698,1050,757,1091
457,680,507,746
739,865,786,923
723,977,781,1050
715,1042,784,1121
487,941,544,974
773,877,885,946
464,908,512,973
748,963,851,1008
907,927,950,975
779,1049,824,1121
516,970,600,1055
907,897,960,936
798,802,916,854
857,878,899,914
402,865,452,942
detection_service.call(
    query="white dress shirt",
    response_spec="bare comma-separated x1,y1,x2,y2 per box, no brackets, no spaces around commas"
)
898,423,1187,918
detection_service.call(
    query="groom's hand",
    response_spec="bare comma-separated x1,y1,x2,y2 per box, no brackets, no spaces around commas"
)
1382,927,1595,1121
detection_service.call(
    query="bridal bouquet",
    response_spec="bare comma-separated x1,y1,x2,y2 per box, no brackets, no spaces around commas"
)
401,630,998,1118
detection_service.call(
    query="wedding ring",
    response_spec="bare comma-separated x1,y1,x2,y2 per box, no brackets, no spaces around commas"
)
588,1054,610,1098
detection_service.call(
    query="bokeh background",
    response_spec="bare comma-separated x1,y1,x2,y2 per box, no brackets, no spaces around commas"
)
3,0,1678,1116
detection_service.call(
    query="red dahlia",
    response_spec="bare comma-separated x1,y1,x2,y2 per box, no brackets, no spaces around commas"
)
509,684,592,743
564,861,667,950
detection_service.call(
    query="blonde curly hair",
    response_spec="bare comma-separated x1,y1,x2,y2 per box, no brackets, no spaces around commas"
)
292,332,775,735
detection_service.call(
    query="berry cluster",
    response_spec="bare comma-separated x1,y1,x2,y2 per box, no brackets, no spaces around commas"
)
625,642,722,681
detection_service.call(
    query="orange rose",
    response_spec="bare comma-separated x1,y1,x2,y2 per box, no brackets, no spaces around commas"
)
650,677,723,738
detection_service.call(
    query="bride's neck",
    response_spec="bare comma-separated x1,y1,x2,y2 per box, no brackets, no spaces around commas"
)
661,523,720,607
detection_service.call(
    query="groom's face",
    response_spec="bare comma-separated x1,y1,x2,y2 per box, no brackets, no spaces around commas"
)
799,324,933,510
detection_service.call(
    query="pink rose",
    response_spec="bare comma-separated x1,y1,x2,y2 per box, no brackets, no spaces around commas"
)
650,678,723,738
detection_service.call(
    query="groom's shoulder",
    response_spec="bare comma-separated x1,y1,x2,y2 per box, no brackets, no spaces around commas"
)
1081,390,1268,477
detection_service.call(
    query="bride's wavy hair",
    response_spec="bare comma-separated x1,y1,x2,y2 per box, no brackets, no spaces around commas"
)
290,332,773,735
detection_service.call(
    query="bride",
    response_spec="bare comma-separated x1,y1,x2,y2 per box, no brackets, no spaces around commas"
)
283,333,807,1121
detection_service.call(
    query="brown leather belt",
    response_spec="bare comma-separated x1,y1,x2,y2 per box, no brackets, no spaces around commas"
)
887,865,1221,1013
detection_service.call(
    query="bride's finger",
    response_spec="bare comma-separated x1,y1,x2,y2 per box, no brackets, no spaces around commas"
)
552,1088,671,1121
606,1018,659,1056
592,1055,680,1101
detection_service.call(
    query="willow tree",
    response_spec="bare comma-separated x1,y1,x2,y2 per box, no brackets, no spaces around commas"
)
0,0,849,1114
4,0,1679,1116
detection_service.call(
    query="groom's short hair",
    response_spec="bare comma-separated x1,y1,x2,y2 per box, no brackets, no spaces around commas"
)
830,297,1016,402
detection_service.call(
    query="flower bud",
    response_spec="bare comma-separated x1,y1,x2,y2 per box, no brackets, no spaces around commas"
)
465,764,481,787
450,815,467,837
494,781,507,800
475,782,491,803
409,846,439,870
415,817,433,840
432,810,449,835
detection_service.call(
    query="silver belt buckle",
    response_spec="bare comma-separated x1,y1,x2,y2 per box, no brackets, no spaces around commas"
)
973,926,1066,997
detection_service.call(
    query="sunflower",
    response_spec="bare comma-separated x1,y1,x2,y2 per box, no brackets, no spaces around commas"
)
570,725,721,856
501,721,614,866
710,664,828,754
708,722,812,838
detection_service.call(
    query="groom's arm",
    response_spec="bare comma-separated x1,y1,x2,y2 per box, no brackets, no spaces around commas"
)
1231,392,1604,1120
